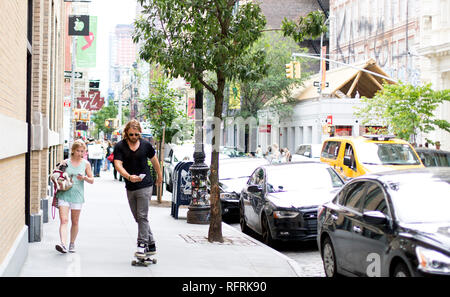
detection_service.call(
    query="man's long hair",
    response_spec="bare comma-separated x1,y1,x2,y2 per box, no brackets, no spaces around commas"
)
122,119,142,141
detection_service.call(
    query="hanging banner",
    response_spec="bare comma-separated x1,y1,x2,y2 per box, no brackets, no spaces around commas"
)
321,46,327,90
229,83,241,109
76,16,97,68
187,97,195,119
77,90,105,111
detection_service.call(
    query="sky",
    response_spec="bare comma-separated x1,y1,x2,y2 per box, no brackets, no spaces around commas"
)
87,0,138,96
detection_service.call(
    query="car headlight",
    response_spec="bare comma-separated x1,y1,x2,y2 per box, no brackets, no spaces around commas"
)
220,193,238,201
416,246,450,275
273,210,299,219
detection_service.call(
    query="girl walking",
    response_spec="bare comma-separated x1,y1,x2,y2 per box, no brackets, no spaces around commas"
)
55,139,94,253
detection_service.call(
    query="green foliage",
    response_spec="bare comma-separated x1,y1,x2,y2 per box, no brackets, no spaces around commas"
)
91,100,118,136
231,32,310,119
355,82,450,142
140,76,185,142
133,0,267,93
281,10,328,43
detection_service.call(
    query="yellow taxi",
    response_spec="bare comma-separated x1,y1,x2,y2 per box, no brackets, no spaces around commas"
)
320,135,424,180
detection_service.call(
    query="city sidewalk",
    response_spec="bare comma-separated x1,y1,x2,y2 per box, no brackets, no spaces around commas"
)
19,169,302,277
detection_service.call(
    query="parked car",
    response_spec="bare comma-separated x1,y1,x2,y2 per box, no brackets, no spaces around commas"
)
163,144,195,192
320,135,423,180
317,167,450,277
291,144,322,162
239,162,345,246
213,157,269,221
415,148,450,167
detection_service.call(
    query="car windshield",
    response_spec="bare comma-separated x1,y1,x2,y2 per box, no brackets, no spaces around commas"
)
356,142,421,165
389,176,450,223
266,165,344,193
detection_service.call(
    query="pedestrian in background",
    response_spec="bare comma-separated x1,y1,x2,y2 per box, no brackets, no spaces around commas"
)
55,139,94,253
113,120,163,258
87,140,103,177
112,141,123,181
105,140,113,171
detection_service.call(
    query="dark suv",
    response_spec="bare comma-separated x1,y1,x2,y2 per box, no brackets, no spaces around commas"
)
318,168,450,277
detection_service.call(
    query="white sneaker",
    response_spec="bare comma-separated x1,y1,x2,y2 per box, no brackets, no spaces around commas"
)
135,243,146,258
55,243,67,254
69,243,76,253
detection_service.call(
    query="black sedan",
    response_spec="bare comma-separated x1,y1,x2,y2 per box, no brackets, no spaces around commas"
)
317,167,450,277
208,157,269,221
239,162,344,246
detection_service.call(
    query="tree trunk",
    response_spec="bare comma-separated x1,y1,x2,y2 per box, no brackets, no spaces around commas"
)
157,126,165,203
207,76,225,243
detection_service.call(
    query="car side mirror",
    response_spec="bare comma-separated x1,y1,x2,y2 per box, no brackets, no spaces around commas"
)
363,211,387,225
247,185,262,193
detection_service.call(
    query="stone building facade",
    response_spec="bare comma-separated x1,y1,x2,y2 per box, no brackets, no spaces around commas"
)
329,0,450,149
0,0,66,276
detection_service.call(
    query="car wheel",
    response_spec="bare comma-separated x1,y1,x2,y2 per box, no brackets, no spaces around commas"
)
393,262,411,277
322,237,339,277
239,203,250,234
261,216,275,247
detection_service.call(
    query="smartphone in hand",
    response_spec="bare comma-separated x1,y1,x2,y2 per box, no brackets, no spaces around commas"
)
138,174,146,179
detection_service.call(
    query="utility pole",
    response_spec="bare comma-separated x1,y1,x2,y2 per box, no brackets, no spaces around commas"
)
70,37,77,143
187,86,210,224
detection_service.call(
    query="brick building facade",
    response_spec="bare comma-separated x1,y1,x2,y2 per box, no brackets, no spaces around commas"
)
0,0,66,276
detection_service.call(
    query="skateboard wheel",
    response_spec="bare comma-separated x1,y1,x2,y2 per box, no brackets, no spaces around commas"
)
152,259,157,264
132,260,137,266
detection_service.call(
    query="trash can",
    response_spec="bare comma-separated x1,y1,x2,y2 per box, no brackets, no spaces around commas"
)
170,161,193,219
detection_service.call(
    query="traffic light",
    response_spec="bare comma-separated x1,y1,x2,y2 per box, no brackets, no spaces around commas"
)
293,61,301,79
105,119,111,128
285,63,293,79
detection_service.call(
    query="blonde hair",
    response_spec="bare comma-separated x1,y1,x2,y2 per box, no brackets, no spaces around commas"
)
123,119,142,141
71,139,87,156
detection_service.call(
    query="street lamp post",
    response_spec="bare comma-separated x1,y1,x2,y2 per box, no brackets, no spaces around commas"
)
187,87,210,224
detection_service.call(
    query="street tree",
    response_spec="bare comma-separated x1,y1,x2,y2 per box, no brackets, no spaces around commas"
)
355,81,450,144
133,0,326,242
232,32,310,120
140,75,186,202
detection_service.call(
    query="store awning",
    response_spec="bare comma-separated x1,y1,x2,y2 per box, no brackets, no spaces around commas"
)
292,58,396,101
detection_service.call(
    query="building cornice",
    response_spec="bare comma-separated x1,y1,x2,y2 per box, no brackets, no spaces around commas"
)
418,42,450,58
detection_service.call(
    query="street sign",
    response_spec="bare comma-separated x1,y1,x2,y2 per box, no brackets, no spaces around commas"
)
64,71,83,79
314,81,329,88
68,15,89,36
259,124,271,133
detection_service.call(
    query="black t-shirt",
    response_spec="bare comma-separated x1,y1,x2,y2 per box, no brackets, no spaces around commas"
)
113,139,156,191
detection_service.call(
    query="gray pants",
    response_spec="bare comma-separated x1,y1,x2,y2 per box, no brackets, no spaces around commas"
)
126,186,154,245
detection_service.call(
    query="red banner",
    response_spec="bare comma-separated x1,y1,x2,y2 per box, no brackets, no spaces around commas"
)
187,97,194,119
77,90,105,111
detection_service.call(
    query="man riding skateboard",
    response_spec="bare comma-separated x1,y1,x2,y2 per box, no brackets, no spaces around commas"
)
113,120,163,258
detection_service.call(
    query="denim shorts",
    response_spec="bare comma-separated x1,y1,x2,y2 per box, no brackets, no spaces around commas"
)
58,199,83,210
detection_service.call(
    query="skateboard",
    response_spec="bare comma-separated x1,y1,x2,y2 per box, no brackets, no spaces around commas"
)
131,253,157,267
